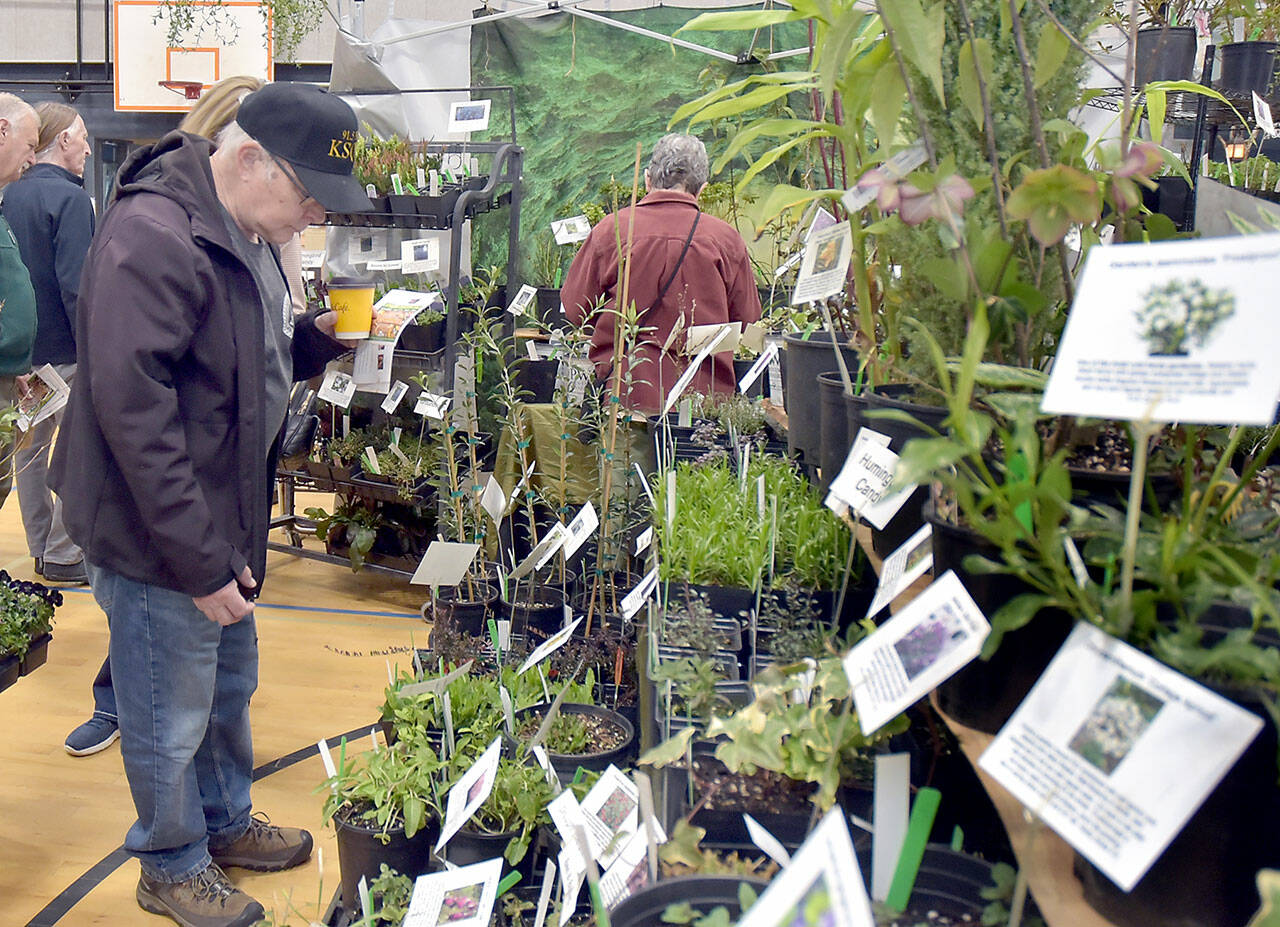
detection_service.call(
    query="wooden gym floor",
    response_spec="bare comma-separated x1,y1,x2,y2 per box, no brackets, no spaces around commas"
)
0,489,427,926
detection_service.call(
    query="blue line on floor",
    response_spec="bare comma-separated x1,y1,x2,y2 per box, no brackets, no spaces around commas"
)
51,585,418,620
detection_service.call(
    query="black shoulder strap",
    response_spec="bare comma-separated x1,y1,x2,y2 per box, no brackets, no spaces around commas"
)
654,209,701,307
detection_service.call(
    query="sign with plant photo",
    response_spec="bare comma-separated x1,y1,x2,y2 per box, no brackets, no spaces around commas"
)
791,221,852,305
842,571,990,736
865,524,934,619
435,736,503,851
16,364,70,431
1042,233,1280,424
736,806,874,927
317,364,357,409
980,623,1263,892
402,857,502,927
551,215,592,245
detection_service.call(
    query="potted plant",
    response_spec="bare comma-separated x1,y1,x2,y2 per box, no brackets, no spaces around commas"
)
440,756,556,881
514,697,636,782
0,573,60,690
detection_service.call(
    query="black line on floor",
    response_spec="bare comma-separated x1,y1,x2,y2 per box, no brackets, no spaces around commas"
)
26,722,376,926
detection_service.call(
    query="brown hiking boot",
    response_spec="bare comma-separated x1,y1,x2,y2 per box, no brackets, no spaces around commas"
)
210,812,313,872
136,862,264,927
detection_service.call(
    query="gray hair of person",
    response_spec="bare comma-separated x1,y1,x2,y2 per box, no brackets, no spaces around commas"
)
647,134,709,195
0,93,35,128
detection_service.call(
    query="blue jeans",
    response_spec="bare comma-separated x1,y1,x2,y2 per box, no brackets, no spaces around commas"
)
88,563,258,882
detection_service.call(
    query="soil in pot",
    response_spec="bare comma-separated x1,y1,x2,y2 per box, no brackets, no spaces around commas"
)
1064,424,1178,510
516,702,635,781
333,803,440,910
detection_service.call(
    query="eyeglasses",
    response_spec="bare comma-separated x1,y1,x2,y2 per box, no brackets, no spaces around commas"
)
269,153,317,207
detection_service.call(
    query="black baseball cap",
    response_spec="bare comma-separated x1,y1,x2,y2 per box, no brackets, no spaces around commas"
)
236,82,372,213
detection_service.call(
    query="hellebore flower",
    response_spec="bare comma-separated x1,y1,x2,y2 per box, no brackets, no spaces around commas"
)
897,174,976,226
856,167,902,212
1109,140,1164,211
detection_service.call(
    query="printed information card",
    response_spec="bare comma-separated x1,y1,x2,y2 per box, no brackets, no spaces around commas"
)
865,523,934,618
980,623,1263,890
403,858,502,927
792,221,852,305
843,570,990,736
826,428,914,530
1042,233,1280,425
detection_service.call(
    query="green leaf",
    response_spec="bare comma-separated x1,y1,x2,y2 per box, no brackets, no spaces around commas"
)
868,53,907,148
957,37,994,131
740,133,827,187
755,184,832,226
1033,25,1070,90
879,0,946,105
638,727,695,767
677,9,807,33
713,119,830,175
920,256,968,301
963,362,1048,390
1248,870,1280,926
818,11,864,104
982,594,1058,659
403,794,425,839
1145,88,1167,138
691,84,813,127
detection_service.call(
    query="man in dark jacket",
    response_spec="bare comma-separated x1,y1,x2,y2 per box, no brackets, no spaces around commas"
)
50,83,369,927
3,103,95,589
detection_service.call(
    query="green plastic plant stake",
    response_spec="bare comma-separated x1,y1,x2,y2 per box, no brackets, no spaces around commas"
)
950,826,964,852
885,787,942,912
1008,452,1033,534
497,871,522,895
488,618,502,661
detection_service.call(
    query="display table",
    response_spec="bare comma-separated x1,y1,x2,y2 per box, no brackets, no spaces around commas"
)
855,524,1116,927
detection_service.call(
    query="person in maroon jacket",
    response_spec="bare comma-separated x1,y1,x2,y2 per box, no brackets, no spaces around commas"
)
561,134,761,413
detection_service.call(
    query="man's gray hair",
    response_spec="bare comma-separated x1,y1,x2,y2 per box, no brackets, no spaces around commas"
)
0,93,35,127
647,134,709,195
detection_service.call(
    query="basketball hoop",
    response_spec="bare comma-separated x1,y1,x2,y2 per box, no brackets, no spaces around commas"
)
159,80,204,100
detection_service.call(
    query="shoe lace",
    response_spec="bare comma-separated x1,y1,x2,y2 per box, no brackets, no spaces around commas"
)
241,811,281,844
191,864,238,904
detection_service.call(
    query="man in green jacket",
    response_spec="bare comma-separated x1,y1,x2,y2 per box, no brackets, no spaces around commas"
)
0,92,39,512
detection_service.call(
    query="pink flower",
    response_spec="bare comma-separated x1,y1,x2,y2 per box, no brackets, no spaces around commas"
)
1115,141,1163,180
898,174,975,226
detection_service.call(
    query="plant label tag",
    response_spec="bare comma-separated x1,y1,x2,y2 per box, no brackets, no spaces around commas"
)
508,283,538,317
687,321,741,357
633,462,657,507
885,141,928,178
578,764,664,869
1254,92,1278,137
737,808,875,927
441,692,456,756
980,623,1264,892
677,398,692,428
480,475,507,524
518,616,583,674
792,221,853,305
757,474,767,520
317,365,356,409
843,570,990,736
740,322,767,354
871,753,911,901
412,648,424,678
398,660,474,698
390,172,404,196
532,860,557,927
661,324,738,415
389,443,411,466
366,259,403,272
1042,234,1280,425
341,414,350,438
866,523,934,618
358,875,373,919
400,237,440,274
665,471,676,532
1063,536,1089,588
348,232,382,265
738,340,779,392
363,446,381,475
532,745,561,792
509,526,562,581
370,725,380,751
416,166,427,189
562,502,599,559
410,541,481,587
537,664,551,701
739,444,752,493
428,170,439,196
767,354,784,408
316,738,337,780
827,430,914,530
500,685,515,735
403,857,503,927
448,98,492,133
552,215,591,245
743,813,792,867
415,390,452,420
435,736,502,851
841,183,878,215
621,568,660,621
635,526,653,555
535,522,571,571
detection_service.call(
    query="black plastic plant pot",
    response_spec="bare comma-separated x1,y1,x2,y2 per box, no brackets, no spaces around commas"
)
0,652,19,693
1219,41,1279,97
1068,462,1179,512
682,583,755,627
515,702,636,783
1135,26,1197,85
656,759,816,852
428,581,500,636
499,584,570,637
442,824,537,884
610,876,768,927
1073,610,1280,927
817,371,852,494
853,844,1001,921
19,632,51,676
862,384,948,557
780,331,858,466
514,358,559,403
927,506,1075,734
536,288,567,330
733,357,764,399
334,808,440,910
398,319,446,354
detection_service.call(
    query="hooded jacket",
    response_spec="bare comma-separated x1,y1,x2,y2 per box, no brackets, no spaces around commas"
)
1,162,95,366
50,131,344,597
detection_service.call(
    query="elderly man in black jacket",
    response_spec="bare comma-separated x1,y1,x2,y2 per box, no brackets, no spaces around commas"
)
50,83,370,927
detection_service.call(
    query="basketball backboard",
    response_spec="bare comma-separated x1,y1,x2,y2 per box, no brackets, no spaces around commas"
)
113,0,273,112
